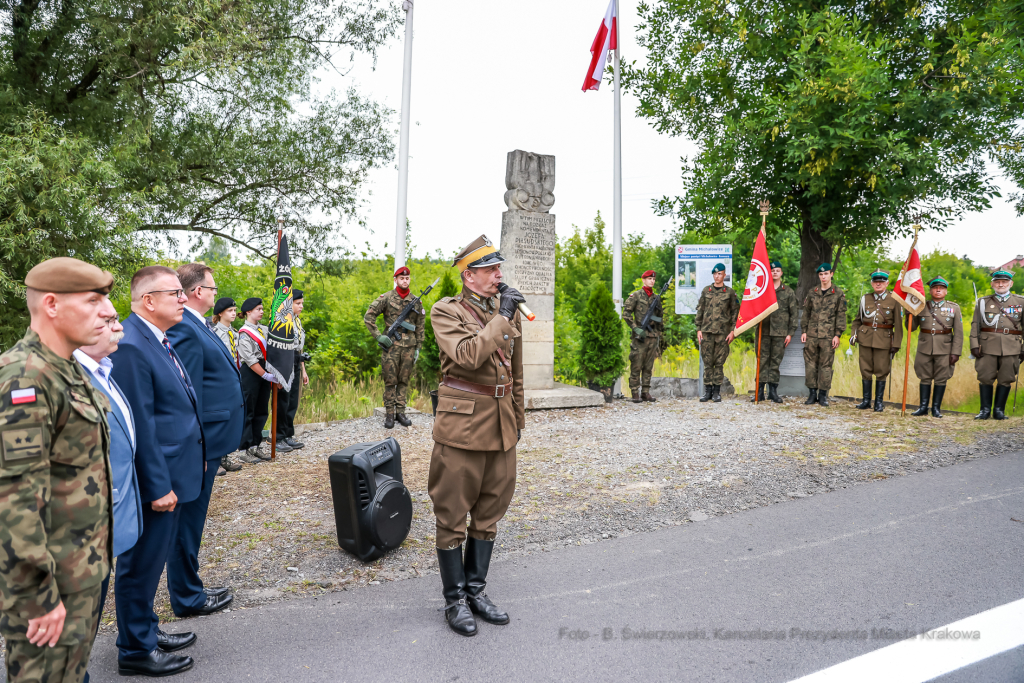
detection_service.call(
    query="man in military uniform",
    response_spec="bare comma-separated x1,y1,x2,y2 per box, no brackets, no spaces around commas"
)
908,277,963,418
428,235,524,637
801,263,847,407
364,266,425,429
695,263,740,403
621,269,664,403
754,261,798,403
970,270,1023,420
1,258,115,683
850,271,903,412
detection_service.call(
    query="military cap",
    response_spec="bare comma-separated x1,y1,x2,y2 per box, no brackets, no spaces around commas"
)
214,297,236,315
25,257,114,294
240,297,263,314
770,261,782,270
711,263,726,274
870,270,890,282
991,270,1014,281
453,235,505,272
393,266,410,278
816,263,832,273
292,289,304,300
641,269,656,278
927,277,949,288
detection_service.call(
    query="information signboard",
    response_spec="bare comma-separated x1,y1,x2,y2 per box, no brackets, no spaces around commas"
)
675,244,733,315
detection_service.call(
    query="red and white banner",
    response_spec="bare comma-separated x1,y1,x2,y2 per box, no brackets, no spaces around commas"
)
893,244,927,315
734,227,779,335
582,0,617,91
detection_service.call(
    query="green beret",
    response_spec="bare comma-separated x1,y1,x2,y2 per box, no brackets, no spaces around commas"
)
816,263,832,273
770,261,782,270
992,270,1014,281
870,271,889,282
711,263,726,274
25,257,114,295
927,277,948,288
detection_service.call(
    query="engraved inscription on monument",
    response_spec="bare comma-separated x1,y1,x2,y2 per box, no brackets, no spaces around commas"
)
505,214,555,295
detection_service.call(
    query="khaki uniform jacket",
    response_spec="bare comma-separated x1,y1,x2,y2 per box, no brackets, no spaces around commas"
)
694,285,740,334
852,292,903,350
364,289,426,348
621,289,664,335
909,300,964,356
970,293,1024,356
803,286,847,339
431,290,524,453
765,284,799,337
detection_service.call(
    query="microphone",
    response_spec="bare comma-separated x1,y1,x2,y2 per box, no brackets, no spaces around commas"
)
497,283,536,321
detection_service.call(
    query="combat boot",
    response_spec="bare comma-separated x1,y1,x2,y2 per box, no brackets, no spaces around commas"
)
993,384,1011,420
631,388,642,404
804,389,818,405
873,380,886,412
464,538,509,625
641,391,656,403
384,412,395,429
818,391,830,407
395,413,413,427
768,383,783,404
975,384,992,420
856,380,872,409
221,454,243,472
250,444,271,461
700,385,713,402
750,384,765,402
711,385,722,403
911,384,931,417
437,547,477,637
931,385,946,418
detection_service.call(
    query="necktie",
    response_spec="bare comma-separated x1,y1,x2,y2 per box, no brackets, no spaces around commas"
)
162,337,186,380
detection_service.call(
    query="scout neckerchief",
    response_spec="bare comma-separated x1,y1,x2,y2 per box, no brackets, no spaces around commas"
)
239,323,267,359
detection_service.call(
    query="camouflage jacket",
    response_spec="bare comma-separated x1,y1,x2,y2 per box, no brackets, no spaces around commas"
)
765,284,799,338
803,285,848,339
622,289,664,335
694,285,740,335
364,289,426,348
0,329,112,618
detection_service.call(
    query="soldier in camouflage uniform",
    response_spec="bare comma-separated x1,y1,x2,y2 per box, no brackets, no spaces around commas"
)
622,270,664,403
365,266,425,429
695,263,740,403
1,258,115,683
801,263,847,407
850,270,903,412
754,261,798,404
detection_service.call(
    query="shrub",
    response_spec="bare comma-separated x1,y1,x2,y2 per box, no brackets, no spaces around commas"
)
578,285,625,387
417,268,459,386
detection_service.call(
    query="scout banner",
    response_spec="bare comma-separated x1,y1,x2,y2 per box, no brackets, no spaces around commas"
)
734,225,779,335
266,234,296,392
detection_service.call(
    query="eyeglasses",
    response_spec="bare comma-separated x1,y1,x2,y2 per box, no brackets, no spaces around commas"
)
106,315,120,325
146,289,185,298
195,285,218,293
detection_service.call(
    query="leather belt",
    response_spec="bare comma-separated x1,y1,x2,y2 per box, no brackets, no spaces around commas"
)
919,329,952,335
441,376,513,398
980,326,1022,335
863,323,894,330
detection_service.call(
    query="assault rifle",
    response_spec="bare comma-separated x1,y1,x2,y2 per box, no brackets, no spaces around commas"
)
637,280,672,333
381,277,440,347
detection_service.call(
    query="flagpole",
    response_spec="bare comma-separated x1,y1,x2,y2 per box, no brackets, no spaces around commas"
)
272,219,282,461
900,224,920,416
612,5,623,314
394,0,415,269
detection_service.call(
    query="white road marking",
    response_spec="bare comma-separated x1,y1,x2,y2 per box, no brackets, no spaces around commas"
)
788,597,1024,683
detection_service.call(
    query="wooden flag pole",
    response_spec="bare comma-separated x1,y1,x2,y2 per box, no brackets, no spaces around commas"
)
900,224,920,416
271,219,282,461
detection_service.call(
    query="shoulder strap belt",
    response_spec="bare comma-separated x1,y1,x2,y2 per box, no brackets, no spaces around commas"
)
459,301,510,369
238,327,267,358
980,326,1022,335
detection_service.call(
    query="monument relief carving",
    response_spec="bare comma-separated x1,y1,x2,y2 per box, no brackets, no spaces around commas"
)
504,150,555,213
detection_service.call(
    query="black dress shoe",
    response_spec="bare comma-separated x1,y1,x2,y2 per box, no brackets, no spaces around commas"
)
118,649,193,677
176,591,233,617
157,629,196,653
204,586,230,598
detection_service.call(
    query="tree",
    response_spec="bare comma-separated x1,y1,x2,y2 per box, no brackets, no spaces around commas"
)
418,269,458,386
624,0,1024,301
579,285,626,390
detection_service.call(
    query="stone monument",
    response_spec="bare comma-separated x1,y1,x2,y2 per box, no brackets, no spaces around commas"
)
499,150,604,409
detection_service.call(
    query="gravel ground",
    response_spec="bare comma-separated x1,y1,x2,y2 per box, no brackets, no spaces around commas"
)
6,396,1023,647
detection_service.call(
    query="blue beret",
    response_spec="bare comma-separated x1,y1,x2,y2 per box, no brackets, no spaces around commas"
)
711,263,726,274
927,277,948,287
992,270,1014,280
816,263,832,273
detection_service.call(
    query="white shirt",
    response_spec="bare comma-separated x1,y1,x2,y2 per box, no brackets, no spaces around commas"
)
183,306,206,323
73,349,136,448
138,314,169,346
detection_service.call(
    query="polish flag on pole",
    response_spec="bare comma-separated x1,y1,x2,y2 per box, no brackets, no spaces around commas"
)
893,239,926,315
582,0,617,91
734,227,779,335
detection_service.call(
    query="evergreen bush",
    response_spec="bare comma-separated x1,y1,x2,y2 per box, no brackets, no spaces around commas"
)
417,268,459,386
579,284,625,387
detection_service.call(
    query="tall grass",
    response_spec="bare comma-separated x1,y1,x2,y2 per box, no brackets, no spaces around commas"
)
295,376,431,423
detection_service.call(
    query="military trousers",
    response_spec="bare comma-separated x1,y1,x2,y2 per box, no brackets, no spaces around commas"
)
803,337,836,392
700,333,730,386
2,583,102,683
628,334,660,394
428,442,517,550
858,345,894,380
915,352,955,386
757,335,787,384
382,344,416,414
975,354,1021,386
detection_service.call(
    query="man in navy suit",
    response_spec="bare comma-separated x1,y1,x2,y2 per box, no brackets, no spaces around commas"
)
165,263,244,618
110,266,205,677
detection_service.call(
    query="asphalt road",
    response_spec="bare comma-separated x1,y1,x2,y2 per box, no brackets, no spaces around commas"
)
73,451,1024,681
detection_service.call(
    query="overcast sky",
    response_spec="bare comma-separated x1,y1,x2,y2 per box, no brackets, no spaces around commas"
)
319,0,1023,269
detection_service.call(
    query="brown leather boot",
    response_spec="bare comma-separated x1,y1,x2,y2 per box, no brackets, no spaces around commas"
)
631,388,641,403
641,391,656,403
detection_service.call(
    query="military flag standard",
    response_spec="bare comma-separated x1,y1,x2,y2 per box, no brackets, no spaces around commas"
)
893,241,927,316
266,234,296,391
734,226,779,335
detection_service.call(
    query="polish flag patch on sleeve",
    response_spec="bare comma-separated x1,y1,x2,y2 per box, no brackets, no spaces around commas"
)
11,388,36,405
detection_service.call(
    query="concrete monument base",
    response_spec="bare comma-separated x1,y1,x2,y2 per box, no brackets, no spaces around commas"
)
776,375,809,398
647,376,735,399
524,382,606,410
373,406,423,416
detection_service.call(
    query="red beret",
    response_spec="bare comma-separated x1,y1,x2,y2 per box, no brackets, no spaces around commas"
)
394,266,410,277
641,270,656,278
